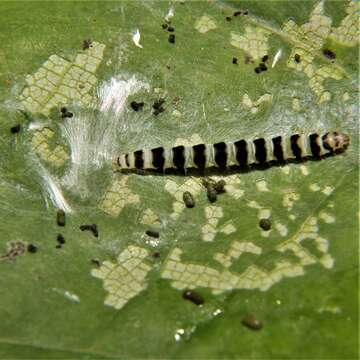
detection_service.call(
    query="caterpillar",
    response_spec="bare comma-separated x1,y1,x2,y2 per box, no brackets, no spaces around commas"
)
116,132,349,172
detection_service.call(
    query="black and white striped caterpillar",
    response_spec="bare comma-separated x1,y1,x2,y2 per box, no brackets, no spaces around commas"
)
116,132,349,172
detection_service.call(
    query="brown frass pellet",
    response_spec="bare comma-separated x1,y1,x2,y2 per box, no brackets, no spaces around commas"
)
130,101,144,111
214,180,226,193
172,96,180,104
167,26,175,32
225,16,232,21
232,57,238,64
183,191,195,208
183,289,204,305
61,111,73,118
202,179,219,201
152,98,165,115
262,55,269,62
322,48,336,60
162,23,168,29
202,178,213,189
254,61,268,73
57,234,65,245
153,108,164,116
245,55,254,64
241,315,263,330
57,209,66,226
259,62,267,71
60,107,73,118
27,244,38,253
202,179,217,198
91,258,101,266
207,185,218,203
82,39,92,50
10,124,21,134
146,229,160,238
152,98,165,110
233,11,242,16
294,53,301,63
152,251,161,258
168,34,175,44
259,218,271,231
80,224,99,237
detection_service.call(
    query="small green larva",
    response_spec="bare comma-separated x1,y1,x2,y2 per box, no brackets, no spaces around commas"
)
183,191,195,208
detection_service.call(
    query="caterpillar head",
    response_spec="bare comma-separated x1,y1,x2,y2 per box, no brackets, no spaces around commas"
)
322,132,350,153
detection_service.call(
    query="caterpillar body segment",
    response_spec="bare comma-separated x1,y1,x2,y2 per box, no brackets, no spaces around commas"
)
116,132,349,172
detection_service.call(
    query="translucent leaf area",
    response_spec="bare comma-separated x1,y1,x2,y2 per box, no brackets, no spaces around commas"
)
0,1,358,359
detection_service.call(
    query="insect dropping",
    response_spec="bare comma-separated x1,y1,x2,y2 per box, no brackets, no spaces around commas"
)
60,107,73,118
322,48,336,60
241,314,263,330
214,180,226,194
259,62,267,71
91,258,101,267
183,289,204,305
130,101,144,111
82,39,92,50
259,218,271,231
57,209,66,227
80,224,99,238
152,98,165,115
183,191,195,208
10,124,21,134
207,184,217,203
168,34,175,44
146,229,160,238
27,244,38,253
203,179,218,203
57,234,66,245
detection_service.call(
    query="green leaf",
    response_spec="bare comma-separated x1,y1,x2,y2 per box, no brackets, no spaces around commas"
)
0,1,358,359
